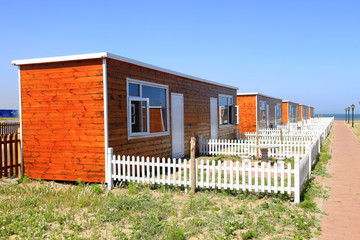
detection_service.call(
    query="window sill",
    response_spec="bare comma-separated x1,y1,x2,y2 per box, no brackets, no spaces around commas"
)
219,124,235,128
128,131,170,140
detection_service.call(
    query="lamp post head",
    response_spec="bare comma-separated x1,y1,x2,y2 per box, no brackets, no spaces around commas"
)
352,104,355,109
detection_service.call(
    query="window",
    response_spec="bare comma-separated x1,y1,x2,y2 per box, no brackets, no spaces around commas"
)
303,107,307,119
276,103,282,121
219,95,235,125
259,101,267,122
127,78,169,138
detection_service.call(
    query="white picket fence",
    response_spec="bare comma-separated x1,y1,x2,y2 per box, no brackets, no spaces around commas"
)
199,137,312,158
237,118,334,141
107,148,298,198
106,117,333,203
107,148,316,203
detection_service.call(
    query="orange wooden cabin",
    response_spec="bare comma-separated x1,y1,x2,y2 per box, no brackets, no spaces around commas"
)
299,104,309,121
13,52,238,183
237,93,283,132
282,100,299,124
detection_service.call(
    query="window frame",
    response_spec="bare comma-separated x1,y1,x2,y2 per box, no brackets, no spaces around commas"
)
127,78,170,139
128,97,150,136
218,94,235,127
259,101,267,123
276,103,282,121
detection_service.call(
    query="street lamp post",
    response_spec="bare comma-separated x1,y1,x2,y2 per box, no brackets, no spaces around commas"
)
345,108,347,123
348,107,350,124
351,104,355,127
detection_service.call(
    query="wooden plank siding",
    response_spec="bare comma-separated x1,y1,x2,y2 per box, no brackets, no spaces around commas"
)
106,59,237,158
237,94,283,132
20,59,105,182
282,102,289,124
236,95,257,132
256,95,283,129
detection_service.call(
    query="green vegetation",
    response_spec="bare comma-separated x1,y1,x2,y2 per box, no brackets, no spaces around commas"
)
0,179,325,239
346,120,360,142
0,125,335,239
312,124,334,178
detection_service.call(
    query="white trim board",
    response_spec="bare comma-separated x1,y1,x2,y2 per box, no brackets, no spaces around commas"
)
103,59,110,186
12,52,238,90
237,92,282,101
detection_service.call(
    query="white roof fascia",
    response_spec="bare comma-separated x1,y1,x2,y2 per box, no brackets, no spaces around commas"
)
12,52,238,90
237,92,282,101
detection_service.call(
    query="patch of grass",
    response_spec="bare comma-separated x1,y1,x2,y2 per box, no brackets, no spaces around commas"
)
346,120,360,142
312,153,332,177
18,175,30,184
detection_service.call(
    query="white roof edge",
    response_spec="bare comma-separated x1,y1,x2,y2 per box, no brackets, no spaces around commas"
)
237,92,282,101
12,52,238,90
12,52,108,66
282,100,299,105
237,92,259,96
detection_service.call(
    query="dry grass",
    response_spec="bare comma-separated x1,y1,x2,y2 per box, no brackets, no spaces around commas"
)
346,120,360,142
0,177,326,240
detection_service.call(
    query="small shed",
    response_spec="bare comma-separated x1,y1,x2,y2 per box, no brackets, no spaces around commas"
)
282,100,299,124
299,104,309,121
13,52,238,183
309,107,315,118
237,92,283,132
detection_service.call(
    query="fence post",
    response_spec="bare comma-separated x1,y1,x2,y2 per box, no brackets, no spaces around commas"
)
107,148,114,190
199,135,203,154
190,137,196,194
294,155,300,203
307,144,312,174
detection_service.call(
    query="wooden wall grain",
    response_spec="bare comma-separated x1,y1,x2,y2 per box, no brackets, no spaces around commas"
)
257,95,283,129
282,102,289,124
236,95,257,132
106,59,237,158
20,59,105,182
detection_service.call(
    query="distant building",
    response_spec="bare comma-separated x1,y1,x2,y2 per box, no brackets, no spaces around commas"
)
282,100,299,124
237,92,283,132
0,109,18,118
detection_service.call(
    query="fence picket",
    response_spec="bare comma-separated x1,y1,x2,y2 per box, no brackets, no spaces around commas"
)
106,115,334,203
217,160,221,189
206,159,210,188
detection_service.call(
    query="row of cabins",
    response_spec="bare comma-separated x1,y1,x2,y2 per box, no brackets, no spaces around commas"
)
237,93,315,132
12,52,314,183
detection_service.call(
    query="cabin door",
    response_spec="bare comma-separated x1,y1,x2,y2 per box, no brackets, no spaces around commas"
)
171,93,184,158
210,97,218,139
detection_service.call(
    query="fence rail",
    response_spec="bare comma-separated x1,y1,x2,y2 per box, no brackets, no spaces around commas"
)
106,117,334,203
1,133,21,178
199,137,310,158
108,149,295,197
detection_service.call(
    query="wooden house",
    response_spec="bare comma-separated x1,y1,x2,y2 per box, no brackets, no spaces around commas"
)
282,100,299,124
299,104,309,121
309,107,315,118
237,93,283,132
13,52,238,183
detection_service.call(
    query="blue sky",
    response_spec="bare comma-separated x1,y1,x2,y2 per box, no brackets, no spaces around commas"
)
1,0,359,113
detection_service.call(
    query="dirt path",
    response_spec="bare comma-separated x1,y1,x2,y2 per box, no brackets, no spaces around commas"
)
319,121,360,239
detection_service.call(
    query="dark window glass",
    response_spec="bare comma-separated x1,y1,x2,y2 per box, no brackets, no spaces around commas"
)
142,85,167,132
219,97,228,106
131,100,147,133
129,83,140,97
142,86,166,107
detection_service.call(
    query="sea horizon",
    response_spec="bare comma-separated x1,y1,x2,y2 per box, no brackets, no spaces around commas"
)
315,113,360,120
